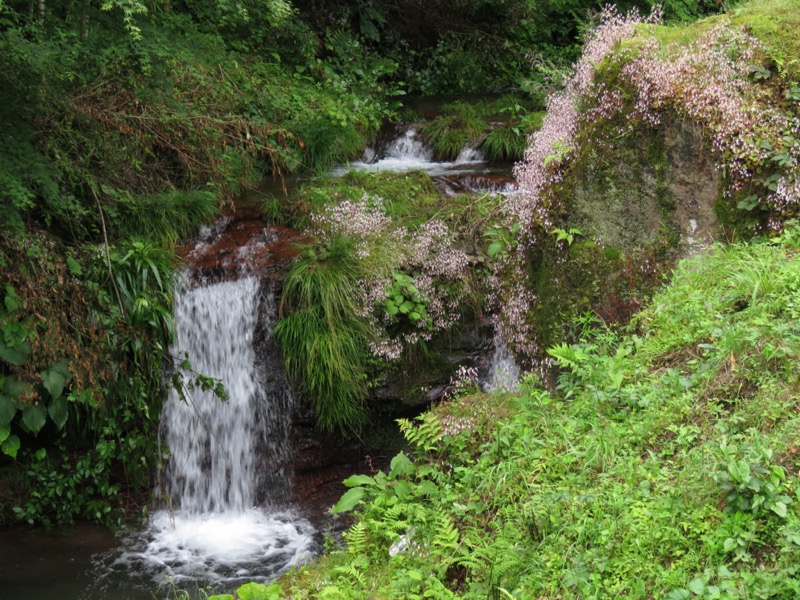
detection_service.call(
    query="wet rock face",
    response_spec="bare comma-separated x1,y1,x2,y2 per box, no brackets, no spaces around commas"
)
179,205,308,281
569,120,721,253
370,320,496,409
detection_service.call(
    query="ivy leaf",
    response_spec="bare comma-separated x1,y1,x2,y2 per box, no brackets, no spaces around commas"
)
487,240,504,258
21,404,47,433
0,339,30,366
772,501,788,518
3,286,23,312
417,480,438,496
330,486,367,514
48,395,69,430
1,434,20,459
688,578,707,595
390,452,414,477
235,582,281,600
0,393,17,425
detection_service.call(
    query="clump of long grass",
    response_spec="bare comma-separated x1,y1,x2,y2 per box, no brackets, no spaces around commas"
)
482,111,546,162
112,190,218,246
274,236,370,435
294,118,366,173
420,101,486,161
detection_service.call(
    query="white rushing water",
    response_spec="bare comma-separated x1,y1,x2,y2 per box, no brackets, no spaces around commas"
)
483,342,520,393
115,276,315,589
333,127,488,176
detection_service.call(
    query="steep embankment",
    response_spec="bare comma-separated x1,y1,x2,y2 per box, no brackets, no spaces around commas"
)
278,1,800,597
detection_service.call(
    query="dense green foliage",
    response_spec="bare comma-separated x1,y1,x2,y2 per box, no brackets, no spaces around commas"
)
281,224,800,598
0,233,179,525
0,0,397,524
0,0,752,536
275,171,498,435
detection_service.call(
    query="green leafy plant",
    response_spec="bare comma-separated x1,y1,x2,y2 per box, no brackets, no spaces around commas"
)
383,271,431,329
714,442,793,518
275,238,370,435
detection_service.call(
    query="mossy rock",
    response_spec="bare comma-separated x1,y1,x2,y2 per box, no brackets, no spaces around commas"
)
568,119,720,254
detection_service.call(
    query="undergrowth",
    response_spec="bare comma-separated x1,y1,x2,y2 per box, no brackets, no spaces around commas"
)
275,171,503,435
279,222,800,598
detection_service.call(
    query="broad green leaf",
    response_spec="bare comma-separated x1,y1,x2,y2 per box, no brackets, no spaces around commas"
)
393,480,411,499
21,404,47,433
384,300,399,316
41,368,67,400
0,423,8,443
487,240,504,258
48,395,69,430
688,578,706,595
728,460,749,483
399,301,414,314
3,376,31,398
1,434,20,458
330,486,367,514
236,582,281,600
417,480,438,496
772,501,788,518
409,311,421,321
205,595,234,600
66,257,83,275
343,474,374,487
390,452,413,477
0,339,30,366
35,448,46,460
3,286,22,312
0,393,17,425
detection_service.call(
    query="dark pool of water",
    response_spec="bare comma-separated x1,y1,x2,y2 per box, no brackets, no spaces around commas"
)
0,522,155,600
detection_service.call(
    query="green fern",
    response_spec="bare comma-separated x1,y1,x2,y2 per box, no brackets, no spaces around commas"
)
344,521,369,556
398,412,443,454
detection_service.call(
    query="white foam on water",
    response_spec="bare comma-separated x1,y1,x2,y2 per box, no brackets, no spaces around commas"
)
127,509,316,585
332,127,487,177
99,276,317,592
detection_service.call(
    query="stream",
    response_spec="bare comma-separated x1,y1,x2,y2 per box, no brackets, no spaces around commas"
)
0,113,519,599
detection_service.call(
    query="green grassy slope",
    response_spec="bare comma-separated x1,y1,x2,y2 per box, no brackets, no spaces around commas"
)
280,223,800,599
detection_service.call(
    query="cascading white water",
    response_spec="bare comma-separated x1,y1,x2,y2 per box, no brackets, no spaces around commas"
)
116,275,315,589
483,342,520,393
161,277,265,513
333,126,487,176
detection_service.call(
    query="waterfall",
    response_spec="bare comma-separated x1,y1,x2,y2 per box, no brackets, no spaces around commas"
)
124,274,315,588
160,277,284,513
332,125,487,176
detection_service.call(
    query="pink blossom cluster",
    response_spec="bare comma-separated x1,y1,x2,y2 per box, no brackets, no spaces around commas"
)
619,25,793,192
510,5,661,235
309,194,473,363
310,194,392,243
407,220,471,279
